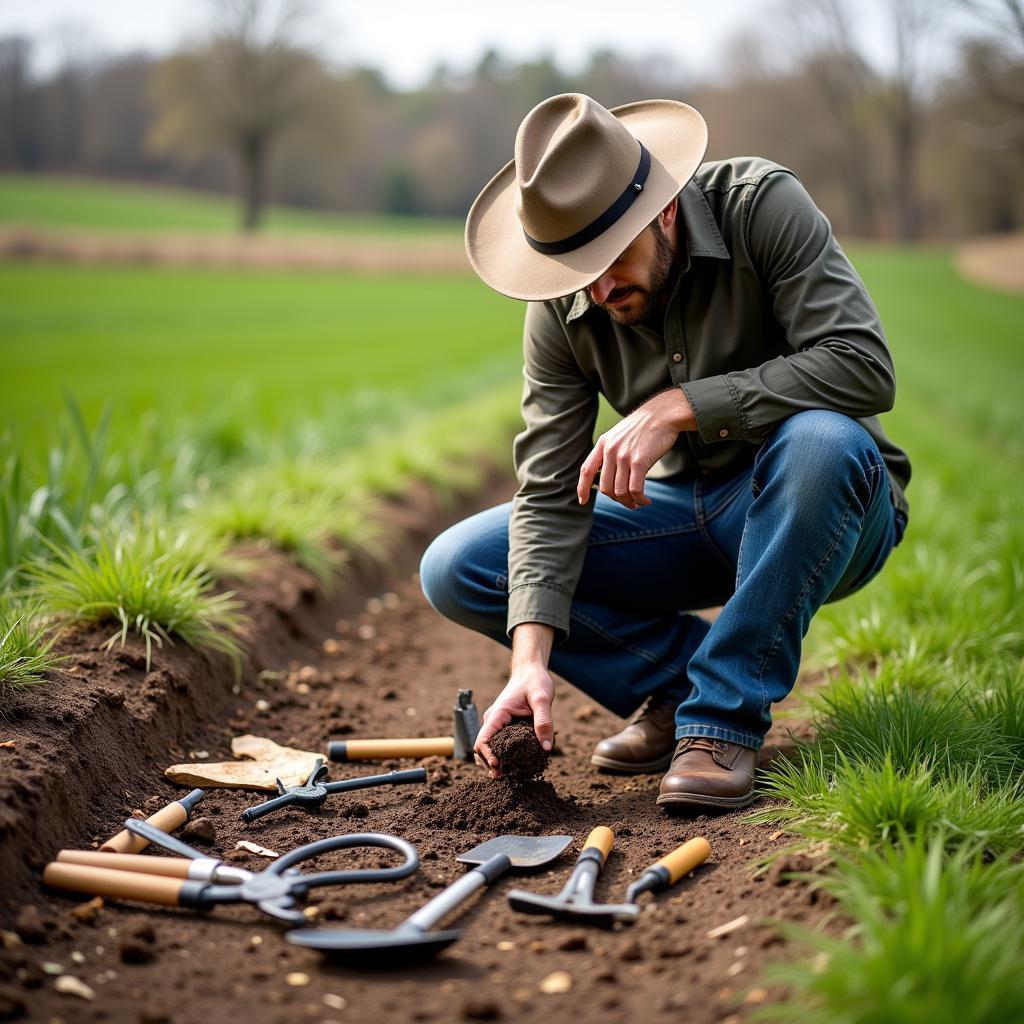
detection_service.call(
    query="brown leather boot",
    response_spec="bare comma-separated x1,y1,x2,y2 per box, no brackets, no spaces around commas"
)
656,737,757,809
590,692,681,774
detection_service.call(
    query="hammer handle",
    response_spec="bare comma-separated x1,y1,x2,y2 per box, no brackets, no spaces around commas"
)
328,737,454,761
44,862,189,906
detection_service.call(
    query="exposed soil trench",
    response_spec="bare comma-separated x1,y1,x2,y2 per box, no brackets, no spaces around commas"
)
1,478,831,1024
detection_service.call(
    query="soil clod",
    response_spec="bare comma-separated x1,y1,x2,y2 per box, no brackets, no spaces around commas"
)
489,720,549,785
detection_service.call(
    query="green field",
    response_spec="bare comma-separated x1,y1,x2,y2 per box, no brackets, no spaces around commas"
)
0,173,462,237
0,265,521,455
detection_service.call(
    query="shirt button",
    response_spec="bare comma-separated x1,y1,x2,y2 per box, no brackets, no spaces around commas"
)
671,352,682,363
719,428,730,438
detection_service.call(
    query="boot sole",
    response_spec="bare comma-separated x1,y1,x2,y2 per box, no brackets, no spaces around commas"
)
656,789,758,810
591,752,674,775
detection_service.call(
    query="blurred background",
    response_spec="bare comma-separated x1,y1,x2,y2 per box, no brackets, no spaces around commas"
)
2,0,1022,235
0,0,1021,595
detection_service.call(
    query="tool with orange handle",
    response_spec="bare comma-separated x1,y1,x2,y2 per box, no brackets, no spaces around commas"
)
508,832,711,927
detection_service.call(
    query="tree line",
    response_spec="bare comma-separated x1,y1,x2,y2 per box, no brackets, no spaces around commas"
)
0,0,1021,238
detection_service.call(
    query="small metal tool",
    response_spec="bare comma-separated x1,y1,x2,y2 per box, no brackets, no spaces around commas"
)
507,826,636,926
239,758,427,823
509,833,712,928
286,833,573,964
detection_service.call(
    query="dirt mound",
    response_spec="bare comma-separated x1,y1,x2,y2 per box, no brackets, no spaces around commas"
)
427,777,581,832
490,720,549,785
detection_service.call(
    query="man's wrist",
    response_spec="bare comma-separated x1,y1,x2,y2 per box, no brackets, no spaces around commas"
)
664,385,696,432
511,622,555,669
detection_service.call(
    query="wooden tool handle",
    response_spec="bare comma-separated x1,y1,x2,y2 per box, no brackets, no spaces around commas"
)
101,801,189,855
651,837,712,884
44,862,187,906
56,850,193,878
584,826,614,861
330,737,454,761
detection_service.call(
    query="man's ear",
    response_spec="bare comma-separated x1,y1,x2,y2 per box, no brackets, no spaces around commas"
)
660,196,679,230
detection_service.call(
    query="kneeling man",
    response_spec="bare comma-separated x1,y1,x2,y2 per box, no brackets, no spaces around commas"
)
420,94,910,809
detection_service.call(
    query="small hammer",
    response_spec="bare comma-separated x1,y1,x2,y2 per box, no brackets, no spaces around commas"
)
328,689,480,763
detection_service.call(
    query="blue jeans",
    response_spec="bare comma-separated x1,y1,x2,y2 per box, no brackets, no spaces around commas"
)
419,410,905,750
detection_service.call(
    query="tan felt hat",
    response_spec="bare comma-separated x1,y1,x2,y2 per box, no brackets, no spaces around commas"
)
464,93,708,302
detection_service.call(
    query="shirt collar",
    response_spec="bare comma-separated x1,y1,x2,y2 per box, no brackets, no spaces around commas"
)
565,180,730,323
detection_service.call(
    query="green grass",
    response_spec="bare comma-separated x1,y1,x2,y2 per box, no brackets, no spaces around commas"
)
0,598,65,689
24,522,246,672
0,264,521,458
0,173,462,238
756,835,1024,1024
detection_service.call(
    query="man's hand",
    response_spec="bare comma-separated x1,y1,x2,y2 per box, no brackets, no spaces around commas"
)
474,623,555,778
577,387,695,510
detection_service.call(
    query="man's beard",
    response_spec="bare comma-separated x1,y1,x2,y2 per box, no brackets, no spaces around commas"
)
601,222,677,327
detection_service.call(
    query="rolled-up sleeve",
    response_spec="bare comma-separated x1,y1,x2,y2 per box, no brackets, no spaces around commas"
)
681,170,896,445
507,300,598,641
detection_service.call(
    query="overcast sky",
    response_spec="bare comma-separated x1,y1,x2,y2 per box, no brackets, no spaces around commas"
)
0,0,932,88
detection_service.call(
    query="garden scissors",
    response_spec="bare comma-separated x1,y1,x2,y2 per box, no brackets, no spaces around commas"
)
45,818,420,925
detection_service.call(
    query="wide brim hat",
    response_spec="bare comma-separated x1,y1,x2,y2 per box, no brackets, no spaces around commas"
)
465,94,708,302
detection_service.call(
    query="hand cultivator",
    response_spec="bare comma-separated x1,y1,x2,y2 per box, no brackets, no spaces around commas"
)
287,833,573,964
327,688,481,762
507,827,711,927
45,819,420,925
240,758,427,823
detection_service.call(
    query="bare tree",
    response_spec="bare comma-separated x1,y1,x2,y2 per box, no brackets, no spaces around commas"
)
148,0,336,230
780,0,881,234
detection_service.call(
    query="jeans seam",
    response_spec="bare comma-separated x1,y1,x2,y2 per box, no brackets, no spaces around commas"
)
586,521,701,546
701,472,751,518
569,606,689,680
694,478,740,574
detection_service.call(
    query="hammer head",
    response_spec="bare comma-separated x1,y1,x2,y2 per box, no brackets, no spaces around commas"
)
452,689,480,761
507,887,640,928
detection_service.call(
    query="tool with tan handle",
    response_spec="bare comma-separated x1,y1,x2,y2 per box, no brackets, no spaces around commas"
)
507,826,628,926
507,833,711,927
100,789,204,854
328,689,480,762
58,818,251,885
45,821,421,925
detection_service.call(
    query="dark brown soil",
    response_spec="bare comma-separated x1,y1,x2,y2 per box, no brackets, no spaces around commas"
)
489,721,550,785
0,475,834,1024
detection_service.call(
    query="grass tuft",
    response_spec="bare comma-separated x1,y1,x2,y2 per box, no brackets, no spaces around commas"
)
0,598,65,691
24,522,246,672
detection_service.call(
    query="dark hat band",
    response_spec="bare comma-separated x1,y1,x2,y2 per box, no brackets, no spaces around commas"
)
523,143,652,256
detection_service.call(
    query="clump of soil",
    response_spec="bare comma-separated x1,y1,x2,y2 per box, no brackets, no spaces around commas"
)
490,720,549,785
428,778,580,832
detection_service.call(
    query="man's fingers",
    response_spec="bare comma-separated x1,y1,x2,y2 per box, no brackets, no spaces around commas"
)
613,456,636,509
628,459,651,507
577,443,604,503
530,692,555,751
474,709,511,770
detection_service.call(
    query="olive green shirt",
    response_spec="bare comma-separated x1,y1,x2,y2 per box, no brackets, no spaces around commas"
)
508,156,911,641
